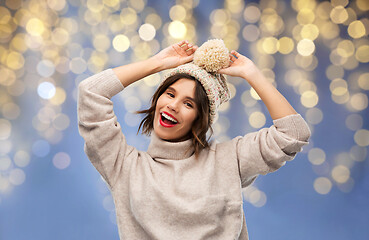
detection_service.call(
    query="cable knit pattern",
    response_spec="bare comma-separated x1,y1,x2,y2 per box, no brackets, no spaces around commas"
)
77,69,311,240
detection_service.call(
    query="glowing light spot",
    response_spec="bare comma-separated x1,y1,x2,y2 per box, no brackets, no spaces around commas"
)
337,177,354,193
308,148,326,165
32,140,50,157
354,129,369,147
0,119,11,140
87,0,104,12
241,90,257,107
305,108,323,124
218,101,230,112
331,165,350,183
49,87,66,106
278,37,294,54
345,114,363,131
300,24,319,40
358,73,369,90
0,7,11,24
2,102,20,120
103,195,115,211
348,20,366,39
331,91,350,104
210,9,229,25
53,152,71,169
356,0,369,11
262,37,278,54
320,21,340,39
69,57,87,74
331,0,349,7
120,8,137,25
0,176,10,192
242,25,260,42
6,51,24,70
0,156,11,171
314,177,332,194
37,82,56,100
330,6,348,24
9,168,26,185
145,13,162,30
112,35,130,52
350,93,368,111
130,0,145,12
14,150,30,168
26,18,45,36
301,91,318,108
249,190,267,207
47,0,66,11
168,21,187,39
11,33,28,53
228,83,236,100
37,60,55,77
336,40,355,58
249,111,266,129
139,23,156,41
297,39,315,56
53,113,70,131
330,78,348,96
355,45,369,63
51,28,69,46
297,9,314,24
350,145,367,162
0,140,12,155
250,87,261,100
170,5,186,21
243,5,261,23
93,34,111,52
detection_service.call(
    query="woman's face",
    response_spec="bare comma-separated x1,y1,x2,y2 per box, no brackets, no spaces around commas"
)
153,78,198,142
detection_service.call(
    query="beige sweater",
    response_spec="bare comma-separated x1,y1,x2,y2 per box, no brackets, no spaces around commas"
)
77,69,311,240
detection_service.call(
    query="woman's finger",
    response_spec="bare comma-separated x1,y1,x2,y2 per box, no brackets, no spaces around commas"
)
185,45,197,55
177,40,187,47
181,42,191,51
231,50,240,57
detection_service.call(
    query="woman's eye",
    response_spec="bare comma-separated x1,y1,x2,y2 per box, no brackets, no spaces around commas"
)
185,102,193,108
167,93,174,97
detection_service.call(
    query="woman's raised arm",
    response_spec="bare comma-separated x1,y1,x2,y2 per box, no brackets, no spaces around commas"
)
218,50,297,120
113,40,198,88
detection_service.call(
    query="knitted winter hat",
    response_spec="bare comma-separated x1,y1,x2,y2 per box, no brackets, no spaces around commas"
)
163,39,231,124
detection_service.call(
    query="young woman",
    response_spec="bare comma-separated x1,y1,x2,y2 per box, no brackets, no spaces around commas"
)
78,39,311,240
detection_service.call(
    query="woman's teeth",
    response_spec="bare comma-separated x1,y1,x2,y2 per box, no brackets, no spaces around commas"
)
161,112,177,123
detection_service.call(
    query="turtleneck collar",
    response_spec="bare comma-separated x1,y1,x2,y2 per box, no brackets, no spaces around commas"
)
147,132,195,160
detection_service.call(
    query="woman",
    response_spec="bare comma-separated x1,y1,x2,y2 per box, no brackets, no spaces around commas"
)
78,39,311,239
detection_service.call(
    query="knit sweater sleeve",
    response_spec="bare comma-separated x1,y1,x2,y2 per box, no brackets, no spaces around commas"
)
235,113,311,188
77,69,134,190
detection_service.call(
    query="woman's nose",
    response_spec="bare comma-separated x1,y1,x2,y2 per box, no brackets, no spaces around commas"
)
167,101,179,112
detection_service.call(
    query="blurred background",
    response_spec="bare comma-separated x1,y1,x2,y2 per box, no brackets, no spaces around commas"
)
0,0,368,239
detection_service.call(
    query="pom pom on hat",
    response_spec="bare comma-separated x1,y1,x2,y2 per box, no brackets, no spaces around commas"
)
162,39,231,125
193,39,230,72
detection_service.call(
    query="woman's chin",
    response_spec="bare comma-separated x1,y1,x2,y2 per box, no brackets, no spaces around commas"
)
153,129,189,142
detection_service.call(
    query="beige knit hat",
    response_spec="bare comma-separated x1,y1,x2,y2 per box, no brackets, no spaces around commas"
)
163,39,231,124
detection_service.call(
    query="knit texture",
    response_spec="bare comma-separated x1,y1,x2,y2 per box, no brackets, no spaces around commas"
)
77,69,311,240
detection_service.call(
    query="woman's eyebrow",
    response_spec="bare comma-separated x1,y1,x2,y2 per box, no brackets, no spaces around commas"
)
167,86,195,102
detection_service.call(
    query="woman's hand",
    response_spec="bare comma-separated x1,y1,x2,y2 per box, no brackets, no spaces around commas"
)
218,50,259,80
152,40,198,71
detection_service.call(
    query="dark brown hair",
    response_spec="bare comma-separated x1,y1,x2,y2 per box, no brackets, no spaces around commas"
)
136,73,213,158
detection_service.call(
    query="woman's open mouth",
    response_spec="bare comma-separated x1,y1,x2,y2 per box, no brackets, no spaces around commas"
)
159,112,178,128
